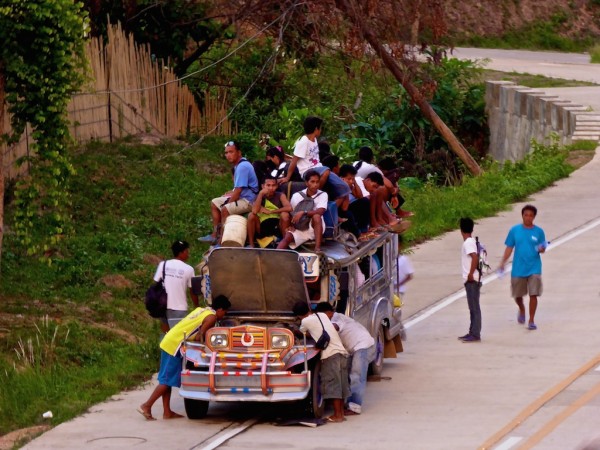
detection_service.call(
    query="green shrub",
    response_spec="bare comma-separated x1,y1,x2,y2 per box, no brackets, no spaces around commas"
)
590,44,600,63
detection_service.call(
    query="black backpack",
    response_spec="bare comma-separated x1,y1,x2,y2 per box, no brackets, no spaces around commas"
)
145,261,168,318
293,191,323,231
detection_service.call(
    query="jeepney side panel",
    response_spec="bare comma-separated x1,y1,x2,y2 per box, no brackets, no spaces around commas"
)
346,236,400,339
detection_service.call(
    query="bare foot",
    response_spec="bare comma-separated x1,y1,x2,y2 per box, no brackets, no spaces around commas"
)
164,412,184,419
326,415,345,423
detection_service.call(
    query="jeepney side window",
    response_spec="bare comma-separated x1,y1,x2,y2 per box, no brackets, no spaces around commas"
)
336,269,349,313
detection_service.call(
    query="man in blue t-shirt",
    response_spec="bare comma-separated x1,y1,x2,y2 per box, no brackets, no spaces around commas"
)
199,141,259,244
499,204,547,331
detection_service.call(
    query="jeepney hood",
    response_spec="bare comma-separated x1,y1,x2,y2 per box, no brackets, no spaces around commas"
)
208,248,309,315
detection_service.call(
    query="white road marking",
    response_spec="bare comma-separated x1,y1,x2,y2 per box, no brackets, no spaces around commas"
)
494,436,523,450
404,217,600,330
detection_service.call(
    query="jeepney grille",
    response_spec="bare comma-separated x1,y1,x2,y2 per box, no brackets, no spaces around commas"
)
231,326,265,351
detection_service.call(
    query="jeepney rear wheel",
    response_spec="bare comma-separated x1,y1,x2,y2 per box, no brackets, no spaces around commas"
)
304,359,325,418
369,324,385,376
184,398,209,420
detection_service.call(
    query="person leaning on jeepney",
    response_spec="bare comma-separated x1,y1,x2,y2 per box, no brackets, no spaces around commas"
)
137,295,231,421
293,301,349,423
315,302,375,416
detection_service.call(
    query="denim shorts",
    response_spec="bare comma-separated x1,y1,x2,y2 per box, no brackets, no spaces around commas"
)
157,350,183,388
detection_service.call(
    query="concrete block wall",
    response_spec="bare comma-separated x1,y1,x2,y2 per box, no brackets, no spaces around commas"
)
485,81,600,162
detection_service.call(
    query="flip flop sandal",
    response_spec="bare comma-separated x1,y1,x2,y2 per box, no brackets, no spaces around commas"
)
137,407,156,421
517,313,526,324
528,323,537,330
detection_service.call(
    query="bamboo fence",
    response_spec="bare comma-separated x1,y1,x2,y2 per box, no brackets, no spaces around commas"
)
2,23,234,182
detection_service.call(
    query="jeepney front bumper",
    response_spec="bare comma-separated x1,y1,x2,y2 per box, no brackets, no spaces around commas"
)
179,341,315,403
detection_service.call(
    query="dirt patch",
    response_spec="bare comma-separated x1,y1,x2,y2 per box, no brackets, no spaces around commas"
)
143,254,163,266
567,149,596,170
99,274,134,289
446,0,600,38
86,321,141,344
0,425,51,450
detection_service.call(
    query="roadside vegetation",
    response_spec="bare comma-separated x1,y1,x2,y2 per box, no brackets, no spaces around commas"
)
455,15,597,53
590,44,600,63
2,1,599,441
0,132,594,436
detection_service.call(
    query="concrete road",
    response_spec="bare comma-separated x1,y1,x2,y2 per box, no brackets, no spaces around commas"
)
22,52,600,450
453,47,600,111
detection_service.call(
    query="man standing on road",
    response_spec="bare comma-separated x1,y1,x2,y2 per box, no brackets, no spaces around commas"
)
499,204,547,331
155,240,199,333
458,218,482,343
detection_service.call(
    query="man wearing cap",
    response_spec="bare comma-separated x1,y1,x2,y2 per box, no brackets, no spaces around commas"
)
199,141,259,244
153,240,199,333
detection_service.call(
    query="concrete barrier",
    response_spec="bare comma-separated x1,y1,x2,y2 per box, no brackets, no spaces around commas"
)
485,81,600,161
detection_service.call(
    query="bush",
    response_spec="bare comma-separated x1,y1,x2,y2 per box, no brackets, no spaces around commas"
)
590,44,600,63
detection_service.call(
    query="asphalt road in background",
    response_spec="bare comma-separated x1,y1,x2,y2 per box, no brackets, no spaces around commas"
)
21,50,600,450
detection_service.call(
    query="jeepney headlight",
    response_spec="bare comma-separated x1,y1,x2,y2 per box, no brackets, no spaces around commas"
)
271,334,291,349
209,333,228,348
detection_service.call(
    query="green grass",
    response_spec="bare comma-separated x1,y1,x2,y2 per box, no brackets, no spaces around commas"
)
400,138,578,243
455,17,596,53
482,70,598,88
0,134,591,436
590,44,600,63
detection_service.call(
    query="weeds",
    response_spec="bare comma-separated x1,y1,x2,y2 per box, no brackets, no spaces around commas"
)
13,316,69,370
0,134,591,438
590,44,600,63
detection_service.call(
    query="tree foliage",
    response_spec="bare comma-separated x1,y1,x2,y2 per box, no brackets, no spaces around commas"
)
0,0,88,259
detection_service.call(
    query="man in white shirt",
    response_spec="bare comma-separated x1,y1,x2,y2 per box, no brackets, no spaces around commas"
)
293,301,349,423
153,240,199,332
277,169,328,252
353,146,384,179
458,218,481,342
278,116,323,184
316,302,375,415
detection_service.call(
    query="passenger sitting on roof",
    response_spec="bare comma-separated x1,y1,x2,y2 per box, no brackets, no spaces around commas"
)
277,169,328,253
313,154,351,207
363,172,404,231
247,175,292,248
338,164,371,238
266,146,302,182
199,141,259,244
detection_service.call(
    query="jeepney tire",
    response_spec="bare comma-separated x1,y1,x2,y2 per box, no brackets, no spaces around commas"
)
304,359,325,419
184,398,209,420
369,324,385,376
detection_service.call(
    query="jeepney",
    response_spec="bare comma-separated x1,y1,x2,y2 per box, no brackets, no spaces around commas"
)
180,232,404,419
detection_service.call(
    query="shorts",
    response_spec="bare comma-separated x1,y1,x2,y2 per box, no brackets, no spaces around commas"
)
258,217,281,237
212,196,252,215
511,274,543,297
289,216,325,248
320,353,350,400
313,166,351,201
157,349,183,388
